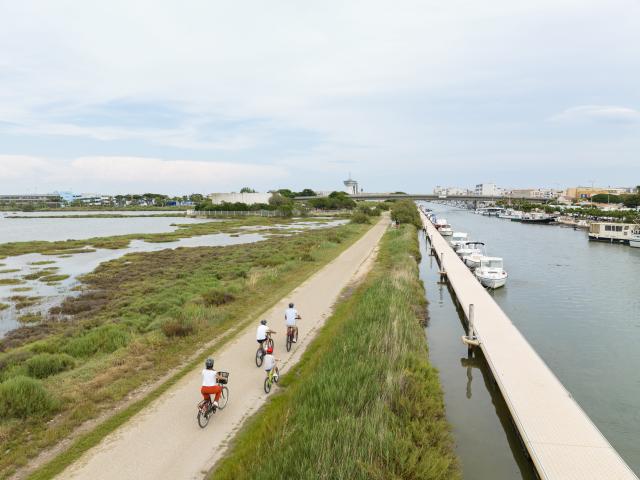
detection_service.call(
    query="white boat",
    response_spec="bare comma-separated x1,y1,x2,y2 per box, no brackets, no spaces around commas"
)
457,241,484,262
630,235,640,248
464,252,485,269
449,232,469,251
435,218,453,236
475,257,508,289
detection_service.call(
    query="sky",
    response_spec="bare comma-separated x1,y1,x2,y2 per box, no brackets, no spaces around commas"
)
0,0,639,195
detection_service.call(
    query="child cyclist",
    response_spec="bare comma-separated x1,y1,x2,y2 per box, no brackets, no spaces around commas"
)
201,358,224,408
263,347,279,381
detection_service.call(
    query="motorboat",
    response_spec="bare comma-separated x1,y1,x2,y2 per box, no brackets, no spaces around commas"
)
449,232,469,251
498,209,523,220
475,257,508,289
456,241,484,262
512,212,554,224
435,218,453,236
630,234,640,248
464,251,485,270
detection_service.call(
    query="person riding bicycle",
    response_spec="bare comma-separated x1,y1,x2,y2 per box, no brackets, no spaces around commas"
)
256,319,275,352
201,358,224,408
263,346,279,380
284,302,301,343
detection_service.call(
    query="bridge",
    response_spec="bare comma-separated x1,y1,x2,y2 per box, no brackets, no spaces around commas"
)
296,192,548,203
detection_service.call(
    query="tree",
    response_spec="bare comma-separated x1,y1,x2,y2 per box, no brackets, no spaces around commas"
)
269,193,293,207
240,187,256,193
390,200,421,228
298,189,316,197
277,189,295,199
591,194,621,204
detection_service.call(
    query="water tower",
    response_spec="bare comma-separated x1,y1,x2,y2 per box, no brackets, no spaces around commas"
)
343,174,359,195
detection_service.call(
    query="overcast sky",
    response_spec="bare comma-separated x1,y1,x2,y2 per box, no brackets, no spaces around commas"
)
1,0,639,195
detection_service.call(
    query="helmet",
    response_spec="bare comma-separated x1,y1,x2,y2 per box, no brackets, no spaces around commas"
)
289,303,294,308
260,319,267,325
266,347,273,354
205,358,214,369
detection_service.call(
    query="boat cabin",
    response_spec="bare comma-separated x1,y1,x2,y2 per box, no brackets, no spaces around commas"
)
588,222,640,244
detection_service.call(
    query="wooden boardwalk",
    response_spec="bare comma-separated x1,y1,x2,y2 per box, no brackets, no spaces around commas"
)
420,211,638,480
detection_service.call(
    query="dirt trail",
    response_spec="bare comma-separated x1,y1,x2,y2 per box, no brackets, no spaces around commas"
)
58,217,388,480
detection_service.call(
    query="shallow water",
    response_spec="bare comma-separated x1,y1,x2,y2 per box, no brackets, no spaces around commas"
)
420,202,640,476
0,216,211,243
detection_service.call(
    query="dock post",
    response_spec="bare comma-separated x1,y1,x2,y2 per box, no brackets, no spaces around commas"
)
467,304,475,355
438,253,447,282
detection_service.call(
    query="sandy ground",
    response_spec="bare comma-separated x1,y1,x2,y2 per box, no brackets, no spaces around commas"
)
58,216,388,480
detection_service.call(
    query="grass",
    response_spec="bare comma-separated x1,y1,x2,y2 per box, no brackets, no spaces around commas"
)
11,296,42,310
11,287,33,293
18,313,43,324
29,261,56,266
0,278,24,286
25,354,75,379
211,223,459,480
0,220,372,479
0,376,57,419
0,269,21,274
38,274,70,283
0,303,9,311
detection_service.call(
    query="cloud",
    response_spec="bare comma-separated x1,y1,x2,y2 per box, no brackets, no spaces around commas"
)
0,155,288,194
549,106,640,124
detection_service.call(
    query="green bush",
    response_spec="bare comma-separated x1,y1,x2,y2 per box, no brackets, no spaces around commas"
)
0,376,57,419
63,324,130,357
25,353,75,379
160,317,196,337
201,289,236,306
350,212,371,224
390,200,421,228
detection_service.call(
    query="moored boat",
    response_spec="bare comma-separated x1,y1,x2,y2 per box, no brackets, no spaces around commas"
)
475,257,508,289
450,232,468,250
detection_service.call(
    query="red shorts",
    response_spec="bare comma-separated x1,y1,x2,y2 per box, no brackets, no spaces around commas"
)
201,385,222,402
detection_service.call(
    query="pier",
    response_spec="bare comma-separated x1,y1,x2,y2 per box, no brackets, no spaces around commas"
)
420,210,638,480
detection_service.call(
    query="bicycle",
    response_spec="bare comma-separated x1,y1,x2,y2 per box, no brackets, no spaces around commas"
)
285,314,301,352
255,331,275,367
197,371,230,429
263,365,280,394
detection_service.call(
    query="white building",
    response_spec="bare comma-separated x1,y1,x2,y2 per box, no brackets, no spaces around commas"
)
208,192,272,205
475,183,502,197
433,186,471,196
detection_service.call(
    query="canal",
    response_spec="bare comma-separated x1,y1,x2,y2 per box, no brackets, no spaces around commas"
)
419,202,640,478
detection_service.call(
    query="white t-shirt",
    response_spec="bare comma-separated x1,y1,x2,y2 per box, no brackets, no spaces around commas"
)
202,369,218,387
256,324,268,341
285,307,298,326
263,354,276,371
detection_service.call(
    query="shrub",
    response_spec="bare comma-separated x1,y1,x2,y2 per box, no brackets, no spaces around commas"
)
390,200,421,228
201,289,236,307
350,212,371,224
64,324,130,357
160,317,196,337
25,353,75,379
0,376,57,419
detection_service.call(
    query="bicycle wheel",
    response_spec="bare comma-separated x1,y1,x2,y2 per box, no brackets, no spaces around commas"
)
218,387,229,410
197,405,210,428
274,367,280,384
255,347,263,367
266,337,274,349
264,377,271,394
286,332,292,352
294,328,298,343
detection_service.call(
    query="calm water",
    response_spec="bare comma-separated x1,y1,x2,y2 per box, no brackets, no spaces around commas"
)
420,203,640,477
0,216,210,243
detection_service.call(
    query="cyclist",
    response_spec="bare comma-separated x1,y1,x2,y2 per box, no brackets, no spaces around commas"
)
284,302,301,343
200,358,223,408
256,319,275,352
263,346,279,381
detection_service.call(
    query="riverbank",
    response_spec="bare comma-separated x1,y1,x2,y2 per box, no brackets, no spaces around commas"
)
0,222,371,479
211,223,459,479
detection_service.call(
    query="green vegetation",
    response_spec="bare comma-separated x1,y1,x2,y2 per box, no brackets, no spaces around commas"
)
18,313,43,324
0,268,20,274
26,353,75,379
390,199,422,227
39,274,70,283
0,376,58,419
350,211,371,224
212,222,459,480
29,261,56,266
0,278,24,286
307,191,356,210
0,221,372,478
0,303,9,311
10,296,42,310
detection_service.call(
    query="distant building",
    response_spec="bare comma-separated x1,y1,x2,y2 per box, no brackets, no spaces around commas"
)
433,186,471,196
208,192,271,205
565,186,629,200
475,183,502,197
0,194,62,208
343,175,359,195
508,188,561,200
